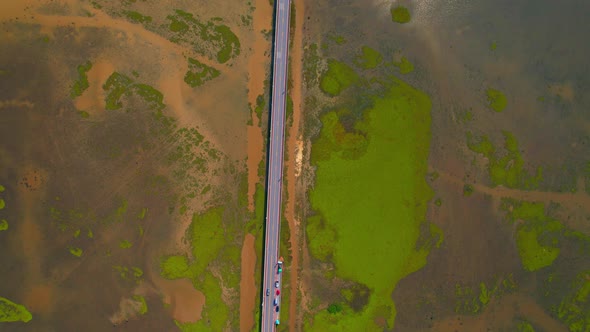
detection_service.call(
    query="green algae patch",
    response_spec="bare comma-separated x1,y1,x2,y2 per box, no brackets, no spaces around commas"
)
467,131,543,189
320,59,359,97
124,11,152,24
517,228,559,271
391,6,411,24
490,41,498,51
0,219,7,231
354,46,383,69
188,207,225,275
486,88,507,112
308,78,433,329
306,214,337,261
184,58,220,88
0,199,5,210
71,61,92,98
501,200,563,271
165,10,240,64
133,295,148,315
0,185,4,192
69,247,83,257
103,72,165,112
454,275,516,314
137,207,147,220
0,297,32,322
160,255,191,279
119,240,133,249
393,56,414,74
557,270,590,331
517,320,535,332
77,110,90,118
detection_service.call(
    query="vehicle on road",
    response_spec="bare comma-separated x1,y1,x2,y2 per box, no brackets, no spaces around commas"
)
266,288,270,296
275,281,280,288
275,319,280,325
276,290,280,296
278,258,283,273
276,306,280,312
274,298,279,306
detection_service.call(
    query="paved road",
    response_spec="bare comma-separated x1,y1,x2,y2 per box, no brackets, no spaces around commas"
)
261,0,291,331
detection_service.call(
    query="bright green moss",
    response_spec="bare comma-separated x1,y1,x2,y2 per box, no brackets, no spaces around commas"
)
467,131,543,189
103,72,165,111
517,227,560,271
308,77,432,329
517,321,535,332
393,56,414,74
71,61,92,98
188,207,226,275
306,215,337,261
557,270,590,331
0,199,5,209
160,255,191,279
319,59,359,97
479,282,490,305
184,58,221,87
133,295,148,315
69,247,83,257
124,11,152,24
0,219,7,231
0,297,32,322
486,88,507,112
119,240,132,249
354,46,383,69
391,6,411,24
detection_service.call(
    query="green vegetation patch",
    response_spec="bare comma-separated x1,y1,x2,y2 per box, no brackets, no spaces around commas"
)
467,131,543,189
160,255,192,279
71,61,92,98
393,56,414,74
124,10,152,24
0,199,5,209
184,58,220,88
119,240,133,249
501,200,563,271
103,72,165,111
69,247,83,257
557,270,590,332
0,297,32,322
133,295,148,315
308,78,433,329
166,10,240,64
391,6,411,24
486,88,507,112
319,59,359,97
454,275,516,314
354,46,383,69
0,219,7,231
188,207,226,276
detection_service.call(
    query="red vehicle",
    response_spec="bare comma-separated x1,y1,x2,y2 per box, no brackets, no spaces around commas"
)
276,290,280,296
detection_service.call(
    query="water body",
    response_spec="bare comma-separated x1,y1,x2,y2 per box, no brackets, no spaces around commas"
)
303,0,590,330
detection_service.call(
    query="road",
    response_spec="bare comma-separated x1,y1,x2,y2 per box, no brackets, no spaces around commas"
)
261,0,291,331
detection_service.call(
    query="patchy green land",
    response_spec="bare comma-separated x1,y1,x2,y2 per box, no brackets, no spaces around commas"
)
0,219,7,231
486,88,507,112
354,46,382,69
0,297,32,322
391,6,411,24
71,61,92,98
319,59,359,97
467,131,543,189
133,295,148,315
184,58,220,88
307,77,434,330
166,10,240,64
124,10,152,24
501,200,562,271
393,56,414,74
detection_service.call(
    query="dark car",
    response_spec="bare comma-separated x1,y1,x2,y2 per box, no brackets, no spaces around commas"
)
266,288,270,296
276,306,280,313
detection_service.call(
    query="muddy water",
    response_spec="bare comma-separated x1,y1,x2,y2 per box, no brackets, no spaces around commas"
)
239,233,257,332
302,0,590,330
246,0,273,210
